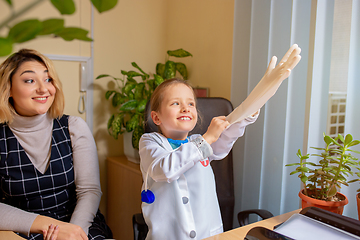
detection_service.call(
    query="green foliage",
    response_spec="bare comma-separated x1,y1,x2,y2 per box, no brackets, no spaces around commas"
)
156,48,192,80
286,133,360,201
0,0,118,56
96,63,165,149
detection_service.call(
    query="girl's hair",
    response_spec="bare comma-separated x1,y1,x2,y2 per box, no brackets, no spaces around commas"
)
0,49,65,123
149,78,202,129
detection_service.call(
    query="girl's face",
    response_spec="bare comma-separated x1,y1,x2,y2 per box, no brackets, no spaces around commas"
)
10,60,56,117
151,83,197,140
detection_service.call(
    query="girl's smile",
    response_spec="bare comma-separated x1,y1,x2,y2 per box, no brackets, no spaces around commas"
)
10,61,56,117
151,83,197,140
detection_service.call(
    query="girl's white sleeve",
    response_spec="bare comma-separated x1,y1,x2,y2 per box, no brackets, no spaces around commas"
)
210,112,259,160
139,133,213,183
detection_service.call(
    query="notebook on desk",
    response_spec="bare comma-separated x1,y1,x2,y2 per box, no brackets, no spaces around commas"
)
245,207,360,240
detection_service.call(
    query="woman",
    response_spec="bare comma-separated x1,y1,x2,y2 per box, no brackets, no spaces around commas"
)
0,49,112,240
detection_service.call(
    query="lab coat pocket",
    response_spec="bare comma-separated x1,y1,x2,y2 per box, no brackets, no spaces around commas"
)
210,224,223,236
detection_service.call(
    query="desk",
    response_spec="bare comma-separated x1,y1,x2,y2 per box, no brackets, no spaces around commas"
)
203,209,301,240
106,156,143,240
0,231,24,239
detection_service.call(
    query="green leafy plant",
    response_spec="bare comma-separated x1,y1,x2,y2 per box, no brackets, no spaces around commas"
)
156,49,192,80
97,48,192,149
286,133,360,201
0,0,118,56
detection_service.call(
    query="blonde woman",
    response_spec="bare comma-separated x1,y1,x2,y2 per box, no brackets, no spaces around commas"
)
0,49,112,240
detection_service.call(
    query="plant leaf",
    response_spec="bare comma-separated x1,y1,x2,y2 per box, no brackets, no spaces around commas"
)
348,140,360,147
132,125,144,150
131,62,149,79
323,134,333,145
91,0,118,13
344,134,353,146
50,0,76,15
285,163,300,167
39,18,64,35
0,38,12,56
124,82,137,95
136,99,147,113
120,100,137,111
126,114,138,132
110,114,123,139
327,185,337,198
300,175,308,183
154,74,164,86
122,70,143,78
56,27,92,41
167,48,193,58
164,60,176,80
134,82,145,100
105,90,115,100
338,134,345,143
96,74,112,79
8,19,42,43
107,114,114,131
175,62,188,80
156,63,165,77
112,92,123,107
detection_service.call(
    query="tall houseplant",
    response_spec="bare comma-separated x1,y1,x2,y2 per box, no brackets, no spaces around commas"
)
286,133,360,214
97,49,192,158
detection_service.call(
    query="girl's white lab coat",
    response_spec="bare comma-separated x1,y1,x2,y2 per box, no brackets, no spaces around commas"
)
139,115,258,240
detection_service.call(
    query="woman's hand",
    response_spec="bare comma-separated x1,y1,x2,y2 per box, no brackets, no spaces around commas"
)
202,116,230,145
52,222,88,240
42,224,59,240
32,215,88,240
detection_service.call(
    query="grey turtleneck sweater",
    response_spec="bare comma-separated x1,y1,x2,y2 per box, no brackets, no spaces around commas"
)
0,113,102,236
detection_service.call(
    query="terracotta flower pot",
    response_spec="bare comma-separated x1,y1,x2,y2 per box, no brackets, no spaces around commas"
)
357,193,360,220
299,189,348,215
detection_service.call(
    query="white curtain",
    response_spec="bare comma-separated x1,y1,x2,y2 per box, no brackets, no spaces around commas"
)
231,0,360,226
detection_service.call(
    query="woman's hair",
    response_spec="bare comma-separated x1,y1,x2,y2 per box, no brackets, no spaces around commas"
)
0,49,65,123
149,78,202,129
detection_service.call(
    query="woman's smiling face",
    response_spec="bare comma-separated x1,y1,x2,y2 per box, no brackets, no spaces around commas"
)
10,60,56,117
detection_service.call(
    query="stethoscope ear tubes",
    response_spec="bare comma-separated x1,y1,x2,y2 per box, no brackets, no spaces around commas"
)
141,190,155,204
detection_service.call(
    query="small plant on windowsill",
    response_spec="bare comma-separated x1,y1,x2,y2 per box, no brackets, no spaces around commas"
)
285,133,360,214
96,49,193,150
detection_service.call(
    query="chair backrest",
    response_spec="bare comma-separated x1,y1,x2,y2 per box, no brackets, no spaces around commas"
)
144,97,235,231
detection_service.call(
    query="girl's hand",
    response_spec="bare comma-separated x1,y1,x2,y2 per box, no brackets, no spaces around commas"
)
42,224,59,240
202,116,230,145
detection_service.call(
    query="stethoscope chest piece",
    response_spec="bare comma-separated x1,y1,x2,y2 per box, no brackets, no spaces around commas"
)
141,189,155,204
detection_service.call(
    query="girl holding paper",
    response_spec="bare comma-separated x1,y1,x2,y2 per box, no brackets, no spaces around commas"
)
140,44,301,240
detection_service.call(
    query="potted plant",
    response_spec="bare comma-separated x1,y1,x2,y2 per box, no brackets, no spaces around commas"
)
97,49,192,163
286,133,360,214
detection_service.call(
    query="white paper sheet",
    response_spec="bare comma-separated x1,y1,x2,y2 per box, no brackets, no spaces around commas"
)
274,214,360,240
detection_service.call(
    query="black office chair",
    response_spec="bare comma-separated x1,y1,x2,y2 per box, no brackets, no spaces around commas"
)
133,97,235,240
237,209,274,227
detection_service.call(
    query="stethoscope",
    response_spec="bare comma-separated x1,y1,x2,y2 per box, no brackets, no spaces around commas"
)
141,149,176,204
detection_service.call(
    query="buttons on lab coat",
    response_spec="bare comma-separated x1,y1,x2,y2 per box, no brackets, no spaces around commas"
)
182,197,189,204
190,230,196,238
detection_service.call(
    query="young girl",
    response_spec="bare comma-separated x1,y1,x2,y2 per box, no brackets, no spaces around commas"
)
139,43,301,240
0,49,112,240
139,78,259,240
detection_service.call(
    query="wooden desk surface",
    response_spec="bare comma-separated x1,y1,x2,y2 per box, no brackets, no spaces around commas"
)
204,209,301,240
